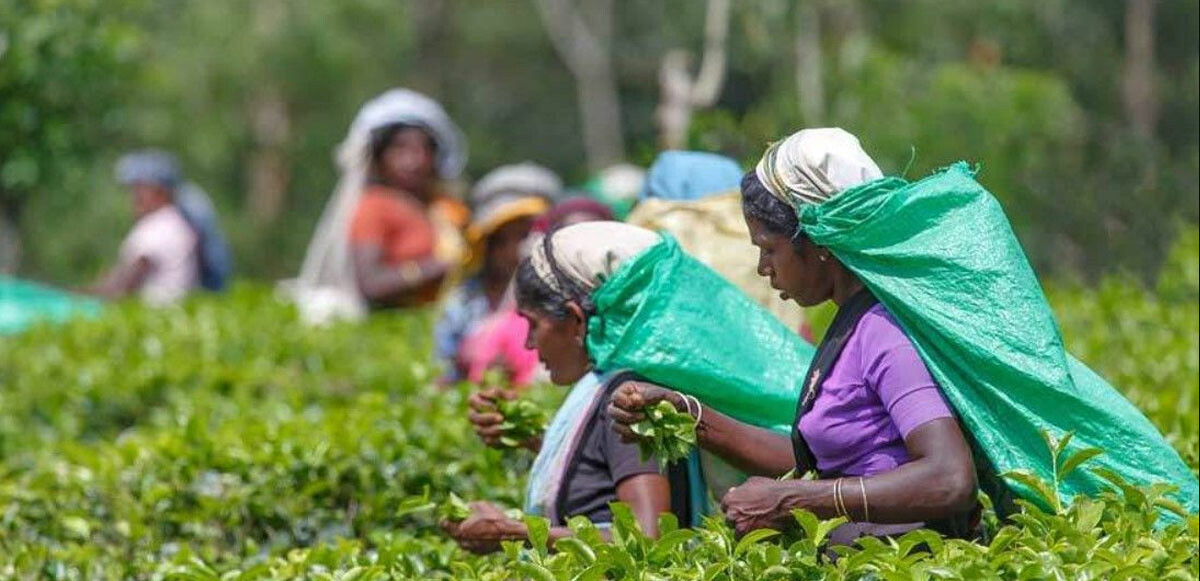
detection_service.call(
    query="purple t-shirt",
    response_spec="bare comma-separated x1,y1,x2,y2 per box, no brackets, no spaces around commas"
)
798,303,953,477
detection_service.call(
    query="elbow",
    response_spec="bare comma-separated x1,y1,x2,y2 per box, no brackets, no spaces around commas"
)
937,468,978,514
358,283,384,302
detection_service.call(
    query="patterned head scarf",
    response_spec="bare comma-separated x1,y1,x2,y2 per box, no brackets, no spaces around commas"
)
754,128,882,211
528,221,659,300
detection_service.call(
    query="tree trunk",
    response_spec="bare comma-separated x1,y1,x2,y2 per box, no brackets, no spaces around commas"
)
656,0,731,149
411,0,455,97
575,66,626,169
1122,0,1157,139
244,0,290,223
0,204,21,274
794,0,824,124
533,0,625,170
247,89,291,223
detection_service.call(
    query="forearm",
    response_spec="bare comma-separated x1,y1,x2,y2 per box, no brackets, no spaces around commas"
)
87,259,150,299
357,262,433,301
775,458,975,524
694,405,795,477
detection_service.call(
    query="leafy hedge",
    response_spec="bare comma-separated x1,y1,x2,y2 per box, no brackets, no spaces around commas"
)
1,230,1197,579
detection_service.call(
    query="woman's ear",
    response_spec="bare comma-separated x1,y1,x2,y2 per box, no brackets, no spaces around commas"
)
565,301,588,341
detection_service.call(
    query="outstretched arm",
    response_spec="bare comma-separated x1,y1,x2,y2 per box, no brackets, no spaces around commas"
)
721,418,977,535
85,256,152,300
607,381,795,478
443,474,671,554
351,244,446,303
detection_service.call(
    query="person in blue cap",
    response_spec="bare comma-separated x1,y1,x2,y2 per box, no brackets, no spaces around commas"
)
627,150,808,335
87,150,231,304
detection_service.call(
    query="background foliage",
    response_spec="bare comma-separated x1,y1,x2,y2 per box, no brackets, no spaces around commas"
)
1,0,1196,282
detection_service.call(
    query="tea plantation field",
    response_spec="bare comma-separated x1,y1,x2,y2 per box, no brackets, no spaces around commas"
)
1,229,1197,580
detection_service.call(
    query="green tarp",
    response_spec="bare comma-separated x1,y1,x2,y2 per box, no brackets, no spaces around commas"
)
587,235,815,435
800,162,1197,517
0,276,101,335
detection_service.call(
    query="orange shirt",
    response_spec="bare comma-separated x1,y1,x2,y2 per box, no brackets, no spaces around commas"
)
349,185,441,306
350,185,436,264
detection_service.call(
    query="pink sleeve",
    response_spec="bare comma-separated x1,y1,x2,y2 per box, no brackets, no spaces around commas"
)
860,312,953,438
464,310,540,387
499,313,540,386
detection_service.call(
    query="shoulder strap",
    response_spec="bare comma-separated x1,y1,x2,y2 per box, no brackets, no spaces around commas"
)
552,370,638,524
552,371,694,527
791,289,879,474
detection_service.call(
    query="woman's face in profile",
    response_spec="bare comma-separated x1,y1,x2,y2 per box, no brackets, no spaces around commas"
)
518,305,591,385
744,214,833,307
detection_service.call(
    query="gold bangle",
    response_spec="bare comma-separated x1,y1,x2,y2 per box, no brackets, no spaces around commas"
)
840,478,851,521
829,479,838,517
858,477,870,523
832,478,845,519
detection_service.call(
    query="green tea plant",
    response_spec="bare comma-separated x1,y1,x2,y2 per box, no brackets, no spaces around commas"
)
630,400,698,467
494,398,549,449
0,228,1195,579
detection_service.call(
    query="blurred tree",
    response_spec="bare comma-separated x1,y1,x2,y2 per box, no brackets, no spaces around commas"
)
655,0,730,149
794,0,825,124
691,0,1197,279
533,0,625,169
5,0,1196,284
0,0,145,273
1122,0,1157,140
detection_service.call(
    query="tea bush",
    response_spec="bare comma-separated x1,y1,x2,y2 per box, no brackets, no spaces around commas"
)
0,230,1196,579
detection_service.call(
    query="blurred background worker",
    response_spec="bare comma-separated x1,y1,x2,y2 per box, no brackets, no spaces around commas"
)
453,195,617,388
627,150,808,337
85,150,231,305
582,163,645,221
435,162,559,383
286,88,469,323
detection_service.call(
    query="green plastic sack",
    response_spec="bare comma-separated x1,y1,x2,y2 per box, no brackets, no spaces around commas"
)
587,235,816,434
800,162,1198,517
0,276,101,335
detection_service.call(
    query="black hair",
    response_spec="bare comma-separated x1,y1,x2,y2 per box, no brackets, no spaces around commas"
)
740,170,807,249
368,123,438,169
514,257,572,319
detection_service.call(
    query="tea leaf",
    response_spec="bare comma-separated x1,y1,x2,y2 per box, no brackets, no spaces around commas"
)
630,400,697,467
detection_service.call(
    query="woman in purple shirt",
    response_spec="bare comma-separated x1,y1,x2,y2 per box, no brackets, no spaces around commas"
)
609,129,979,543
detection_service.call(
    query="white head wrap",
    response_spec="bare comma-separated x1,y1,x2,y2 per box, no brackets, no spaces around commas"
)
529,221,659,296
468,162,561,238
471,162,562,207
281,88,466,324
754,127,882,209
593,164,646,203
338,88,467,179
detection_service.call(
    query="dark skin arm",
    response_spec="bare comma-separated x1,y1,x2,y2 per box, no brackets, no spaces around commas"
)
442,473,671,554
721,418,977,536
84,256,152,300
351,244,447,304
608,381,795,477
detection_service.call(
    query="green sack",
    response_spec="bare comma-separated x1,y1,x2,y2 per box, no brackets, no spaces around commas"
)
0,276,102,335
587,235,816,434
800,162,1198,517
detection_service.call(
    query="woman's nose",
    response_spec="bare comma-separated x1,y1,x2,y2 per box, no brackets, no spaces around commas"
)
756,256,772,278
